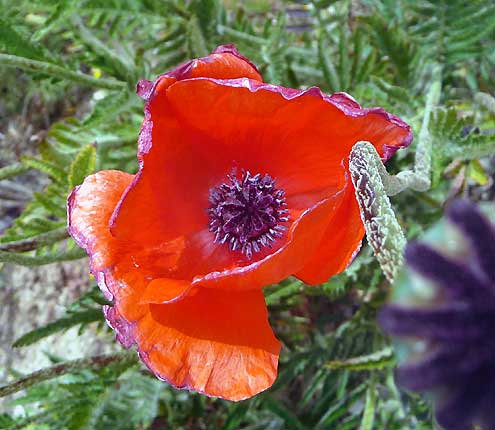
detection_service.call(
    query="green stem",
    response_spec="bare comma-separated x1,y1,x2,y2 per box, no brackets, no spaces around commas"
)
0,227,69,252
0,351,137,398
385,65,442,196
0,247,86,266
0,53,126,90
350,141,407,282
348,65,443,282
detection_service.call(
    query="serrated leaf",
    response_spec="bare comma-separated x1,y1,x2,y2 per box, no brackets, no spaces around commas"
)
82,90,132,128
317,32,340,92
0,163,31,181
69,145,97,189
187,15,208,58
263,396,306,430
0,246,86,266
325,347,395,371
89,370,162,430
0,413,15,429
21,157,67,184
33,191,66,218
223,402,250,430
0,17,51,62
431,108,495,163
13,309,103,347
264,280,303,305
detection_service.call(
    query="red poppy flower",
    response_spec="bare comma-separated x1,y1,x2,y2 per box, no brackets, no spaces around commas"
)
67,44,412,400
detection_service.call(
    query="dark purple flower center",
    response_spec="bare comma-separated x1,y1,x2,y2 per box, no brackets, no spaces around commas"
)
208,170,289,259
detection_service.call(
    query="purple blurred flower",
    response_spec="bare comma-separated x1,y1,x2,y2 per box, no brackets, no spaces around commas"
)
379,199,495,430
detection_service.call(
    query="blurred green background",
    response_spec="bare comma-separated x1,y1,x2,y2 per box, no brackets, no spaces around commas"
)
0,1,493,429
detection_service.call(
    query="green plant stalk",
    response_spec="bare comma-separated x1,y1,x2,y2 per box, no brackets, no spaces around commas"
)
349,141,407,283
0,53,126,90
0,247,86,266
360,376,377,430
349,66,442,282
384,65,442,196
0,351,137,398
0,227,69,252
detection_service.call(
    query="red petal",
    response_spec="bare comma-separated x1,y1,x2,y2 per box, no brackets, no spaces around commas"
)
140,278,191,304
111,77,410,287
136,44,262,101
295,177,365,284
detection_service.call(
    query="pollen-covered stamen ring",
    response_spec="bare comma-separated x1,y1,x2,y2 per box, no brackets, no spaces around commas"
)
208,171,289,259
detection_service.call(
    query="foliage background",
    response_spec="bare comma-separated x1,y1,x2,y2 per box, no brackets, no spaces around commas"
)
0,0,493,429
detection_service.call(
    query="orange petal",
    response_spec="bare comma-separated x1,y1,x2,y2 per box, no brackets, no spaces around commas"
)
295,178,365,284
106,287,280,401
140,278,191,304
67,170,133,272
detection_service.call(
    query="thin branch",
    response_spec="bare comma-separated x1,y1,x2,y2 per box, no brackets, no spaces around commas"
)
0,247,86,266
0,351,137,398
0,163,31,181
0,227,69,252
0,53,126,90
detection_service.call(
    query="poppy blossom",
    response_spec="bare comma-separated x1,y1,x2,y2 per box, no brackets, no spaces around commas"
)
379,199,495,430
67,44,412,400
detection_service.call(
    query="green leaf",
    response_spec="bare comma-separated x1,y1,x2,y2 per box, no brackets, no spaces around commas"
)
72,16,137,84
0,17,51,61
338,26,351,90
0,227,68,252
263,395,306,430
0,163,31,181
33,190,66,218
187,15,208,58
223,402,250,430
69,145,97,189
0,247,86,266
89,370,162,430
0,413,15,429
13,309,103,348
82,91,132,128
264,280,303,305
467,159,489,185
317,32,340,92
360,384,376,430
190,0,219,39
325,347,395,371
21,157,67,184
0,53,126,90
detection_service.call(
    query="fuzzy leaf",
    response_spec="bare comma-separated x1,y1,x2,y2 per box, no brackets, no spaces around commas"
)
21,157,67,184
13,309,103,347
325,347,395,371
0,17,51,61
69,145,97,189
